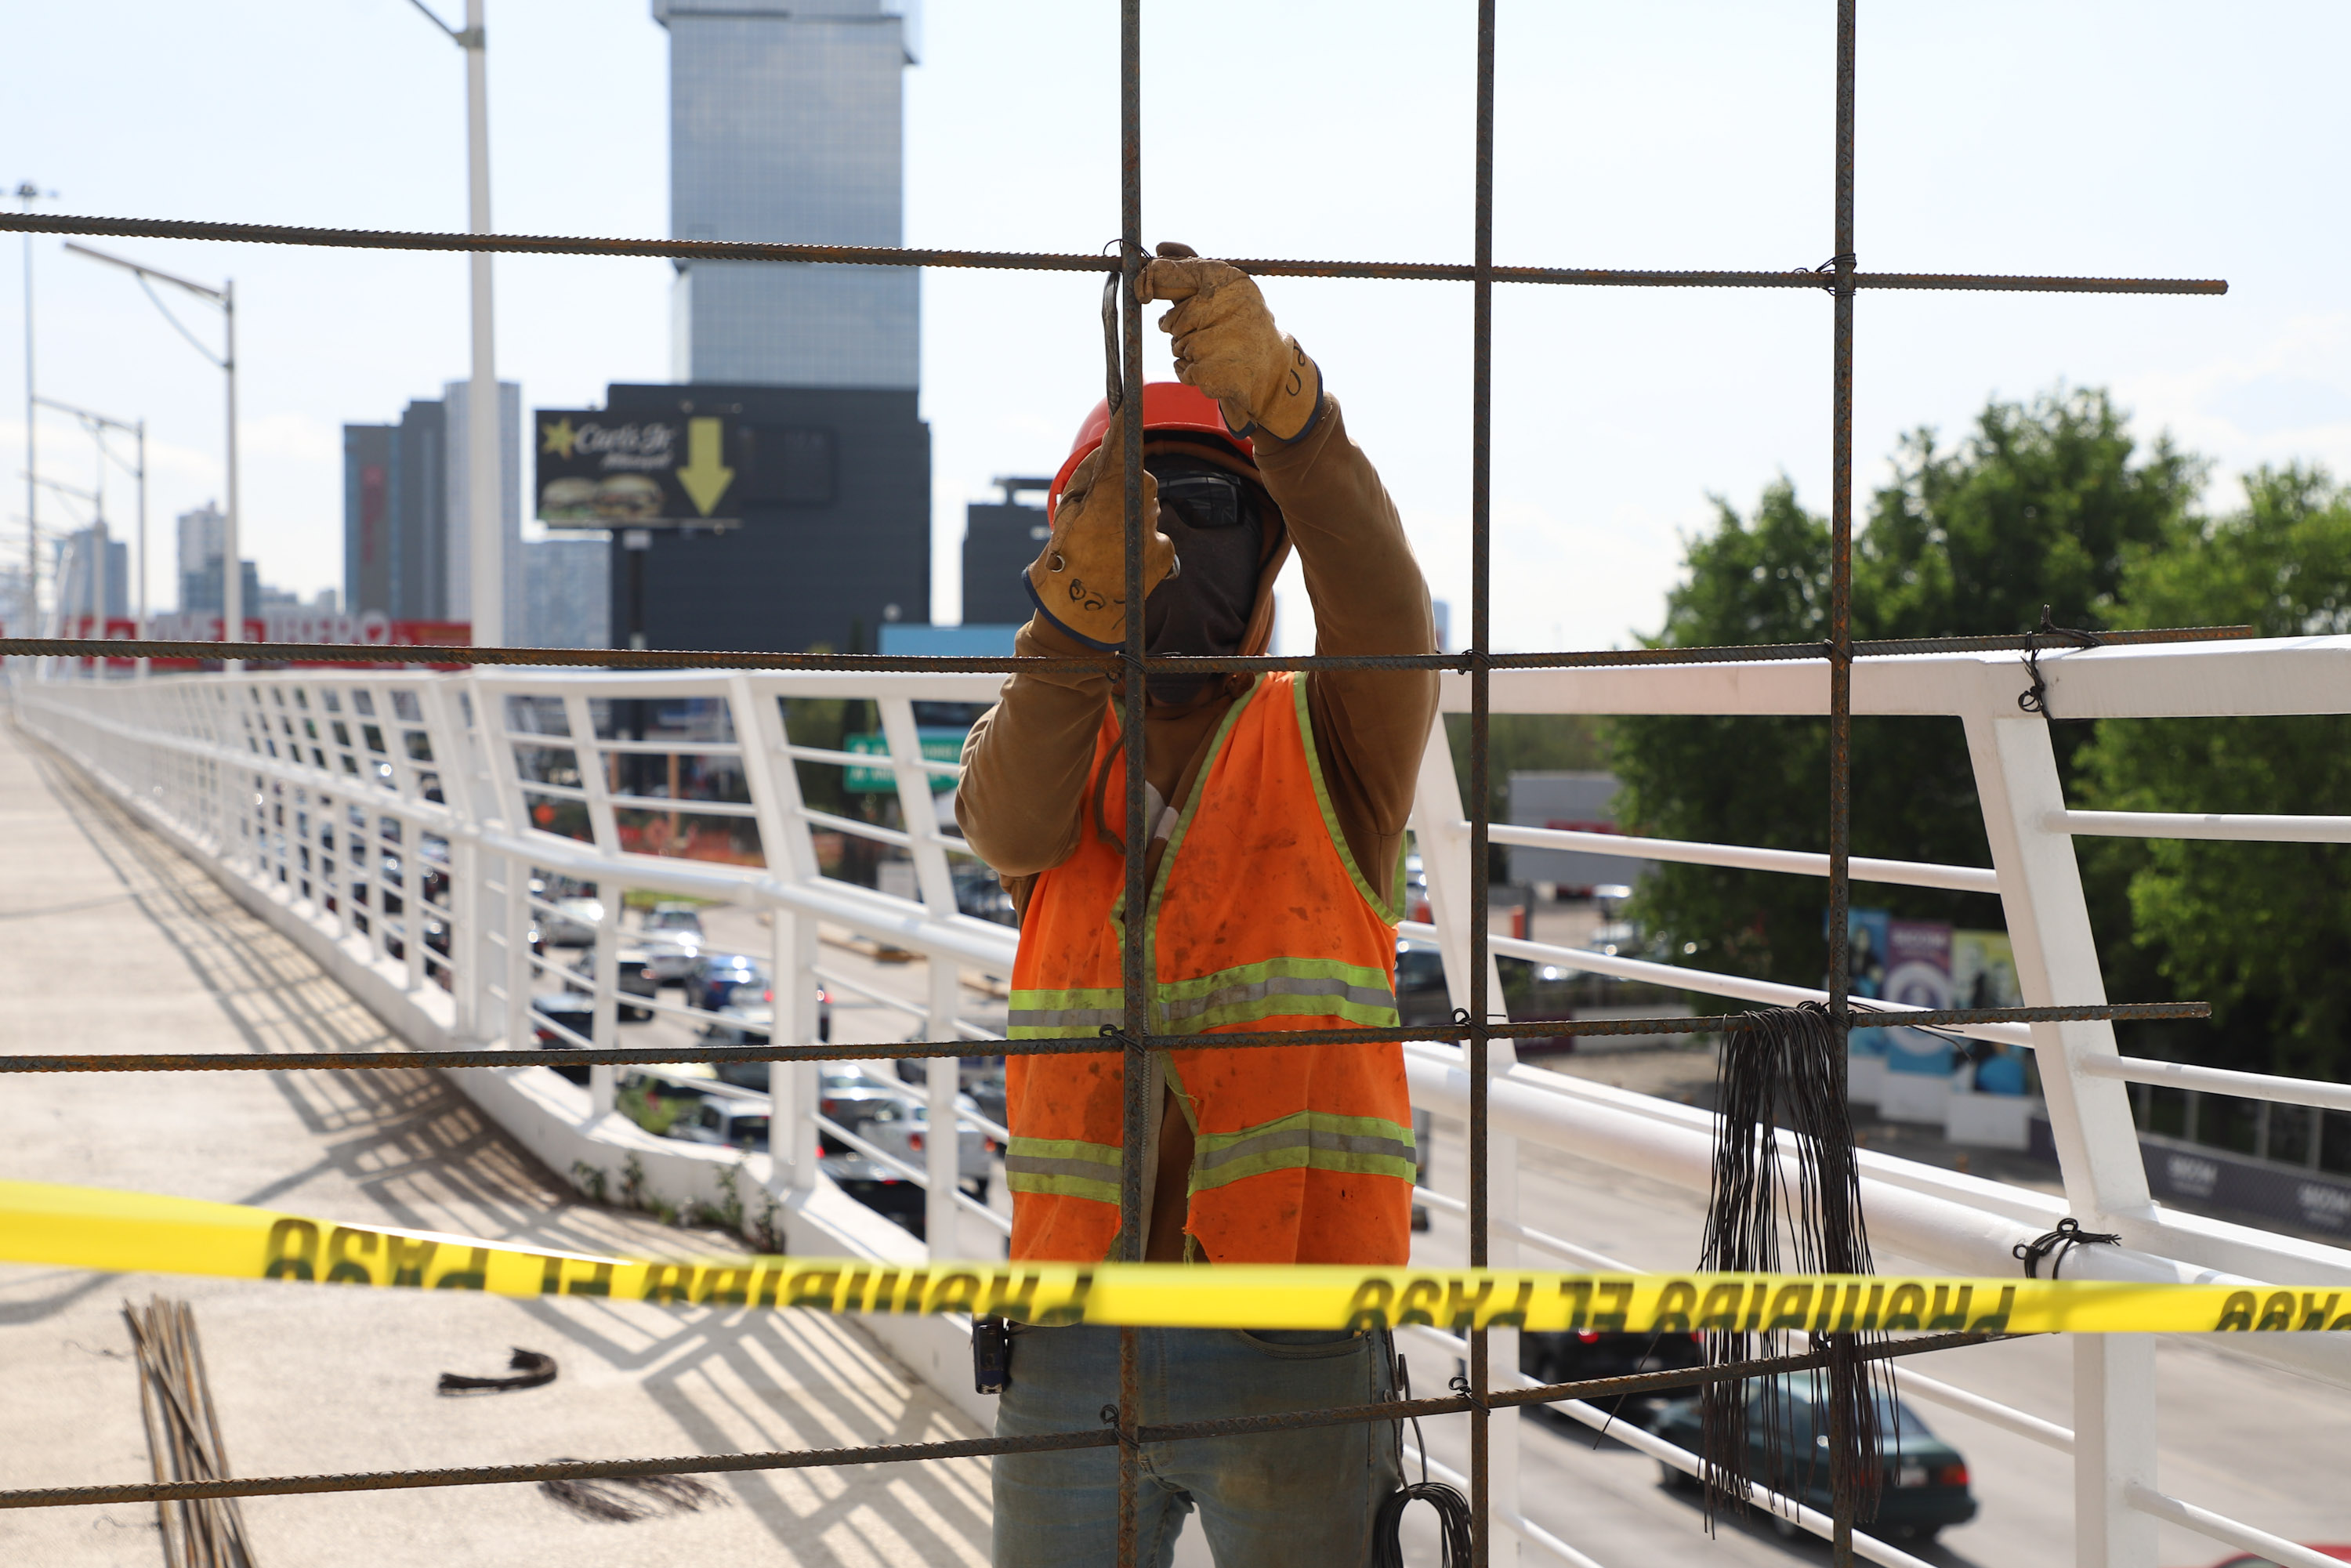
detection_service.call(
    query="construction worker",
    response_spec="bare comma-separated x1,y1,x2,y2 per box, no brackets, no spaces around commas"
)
958,244,1440,1565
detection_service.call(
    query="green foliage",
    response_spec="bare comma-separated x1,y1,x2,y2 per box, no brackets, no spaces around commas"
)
1614,389,2204,987
2075,466,2351,1078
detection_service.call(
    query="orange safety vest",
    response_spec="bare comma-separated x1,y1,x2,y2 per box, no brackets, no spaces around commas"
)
1004,674,1416,1266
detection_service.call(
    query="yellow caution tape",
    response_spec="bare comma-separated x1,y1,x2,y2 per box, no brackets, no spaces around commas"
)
6,1180,2348,1335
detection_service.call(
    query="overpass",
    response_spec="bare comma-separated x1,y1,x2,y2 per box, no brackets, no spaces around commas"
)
7,636,2350,1566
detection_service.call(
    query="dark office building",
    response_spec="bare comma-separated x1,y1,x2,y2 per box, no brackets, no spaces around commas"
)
961,477,1052,625
342,399,449,621
597,383,929,654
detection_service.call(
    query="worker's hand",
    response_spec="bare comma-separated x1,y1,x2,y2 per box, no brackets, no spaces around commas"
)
1136,242,1323,442
1025,433,1176,650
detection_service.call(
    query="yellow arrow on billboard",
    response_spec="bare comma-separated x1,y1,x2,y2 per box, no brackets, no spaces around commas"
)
676,416,735,516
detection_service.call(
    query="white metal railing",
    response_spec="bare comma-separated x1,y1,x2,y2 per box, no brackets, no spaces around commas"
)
15,631,2351,1568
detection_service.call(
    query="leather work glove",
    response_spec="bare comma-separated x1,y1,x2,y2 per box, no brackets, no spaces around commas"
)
1136,242,1324,442
1025,432,1176,650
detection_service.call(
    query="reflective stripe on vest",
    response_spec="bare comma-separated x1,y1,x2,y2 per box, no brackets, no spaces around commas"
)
1189,1108,1419,1193
1002,673,1415,1266
1004,1135,1124,1204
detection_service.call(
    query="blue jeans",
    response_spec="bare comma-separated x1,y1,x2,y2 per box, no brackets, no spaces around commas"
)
992,1324,1400,1567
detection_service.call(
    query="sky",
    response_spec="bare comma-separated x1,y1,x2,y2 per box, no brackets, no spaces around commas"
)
6,0,2349,654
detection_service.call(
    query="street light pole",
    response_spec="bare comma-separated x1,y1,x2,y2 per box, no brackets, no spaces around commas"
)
16,179,52,640
65,243,240,667
408,0,504,646
37,396,150,674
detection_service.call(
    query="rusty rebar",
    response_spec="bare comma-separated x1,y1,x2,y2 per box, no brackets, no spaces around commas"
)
0,212,2226,297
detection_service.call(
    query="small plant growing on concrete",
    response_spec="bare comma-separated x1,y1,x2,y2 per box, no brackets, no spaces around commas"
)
570,1161,610,1204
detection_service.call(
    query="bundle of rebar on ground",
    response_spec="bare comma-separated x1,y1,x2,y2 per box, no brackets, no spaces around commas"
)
124,1296,258,1567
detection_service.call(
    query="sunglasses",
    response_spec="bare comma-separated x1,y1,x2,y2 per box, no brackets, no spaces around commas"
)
1153,469,1259,532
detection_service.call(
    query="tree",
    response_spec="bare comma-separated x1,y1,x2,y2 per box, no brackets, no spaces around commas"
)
1612,389,2203,987
2074,465,2351,1081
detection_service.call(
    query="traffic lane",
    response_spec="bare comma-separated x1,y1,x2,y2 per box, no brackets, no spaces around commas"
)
605,917,1015,1258
1420,1117,2351,1565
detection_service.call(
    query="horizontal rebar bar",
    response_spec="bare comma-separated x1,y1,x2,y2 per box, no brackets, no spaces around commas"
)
0,624,2253,675
0,1331,2008,1512
0,1002,2211,1074
0,214,2228,296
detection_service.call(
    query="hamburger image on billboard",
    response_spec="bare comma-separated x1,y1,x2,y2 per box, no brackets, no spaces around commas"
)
535,411,739,527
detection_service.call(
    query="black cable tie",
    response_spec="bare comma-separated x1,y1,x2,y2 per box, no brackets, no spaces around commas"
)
2017,603,2103,717
2012,1216,2123,1278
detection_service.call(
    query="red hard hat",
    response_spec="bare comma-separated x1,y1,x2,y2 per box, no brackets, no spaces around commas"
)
1045,382,1255,521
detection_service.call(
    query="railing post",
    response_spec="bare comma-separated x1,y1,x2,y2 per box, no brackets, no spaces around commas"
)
777,907,820,1193
1964,704,2160,1568
2074,1334,2160,1567
1961,711,2153,1217
505,849,531,1052
926,956,962,1258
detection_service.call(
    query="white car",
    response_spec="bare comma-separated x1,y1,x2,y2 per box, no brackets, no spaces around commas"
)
638,903,708,980
542,896,604,947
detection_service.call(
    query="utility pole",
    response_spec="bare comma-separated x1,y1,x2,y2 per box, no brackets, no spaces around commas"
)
16,180,54,640
407,0,504,646
67,244,239,666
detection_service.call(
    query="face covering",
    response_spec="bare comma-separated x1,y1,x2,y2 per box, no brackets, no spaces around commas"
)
1142,454,1268,704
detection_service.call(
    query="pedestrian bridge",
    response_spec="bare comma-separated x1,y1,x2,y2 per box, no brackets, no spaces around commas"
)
8,636,2351,1567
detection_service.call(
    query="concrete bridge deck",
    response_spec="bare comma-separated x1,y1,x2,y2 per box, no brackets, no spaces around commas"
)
0,718,991,1566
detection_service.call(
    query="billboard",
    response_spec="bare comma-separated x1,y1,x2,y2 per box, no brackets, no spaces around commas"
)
534,410,743,528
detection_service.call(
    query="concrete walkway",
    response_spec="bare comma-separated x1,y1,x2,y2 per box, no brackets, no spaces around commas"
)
0,716,991,1566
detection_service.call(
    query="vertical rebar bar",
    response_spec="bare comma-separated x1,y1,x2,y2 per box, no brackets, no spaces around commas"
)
1826,2,1860,1565
1114,2,1147,1563
1468,0,1498,1562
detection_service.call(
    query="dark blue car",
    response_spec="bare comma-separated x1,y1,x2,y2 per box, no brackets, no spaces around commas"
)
694,953,767,1012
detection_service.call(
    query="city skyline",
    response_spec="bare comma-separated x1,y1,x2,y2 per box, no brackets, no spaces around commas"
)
5,1,2349,653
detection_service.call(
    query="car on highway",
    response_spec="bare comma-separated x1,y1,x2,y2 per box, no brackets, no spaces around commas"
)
953,863,1017,927
567,944,658,1021
822,1151,928,1235
542,896,605,947
638,902,708,980
1519,1328,1704,1432
1396,937,1452,1030
530,990,597,1083
849,1092,995,1204
1652,1376,1976,1545
694,952,767,1012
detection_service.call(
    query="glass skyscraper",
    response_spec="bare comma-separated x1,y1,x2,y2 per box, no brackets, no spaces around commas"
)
654,0,920,389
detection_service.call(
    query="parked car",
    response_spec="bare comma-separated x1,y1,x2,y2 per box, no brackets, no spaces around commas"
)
639,903,708,980
1519,1328,1704,1432
694,952,767,1012
567,944,658,1021
1651,1376,1976,1544
668,1094,771,1152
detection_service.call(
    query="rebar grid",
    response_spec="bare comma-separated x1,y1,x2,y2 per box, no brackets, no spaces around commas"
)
0,5,2228,1564
0,1332,2006,1515
0,1001,2215,1077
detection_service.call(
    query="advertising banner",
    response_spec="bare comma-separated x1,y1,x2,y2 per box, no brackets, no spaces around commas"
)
1952,930,2028,1095
534,409,743,528
1882,918,1957,1077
